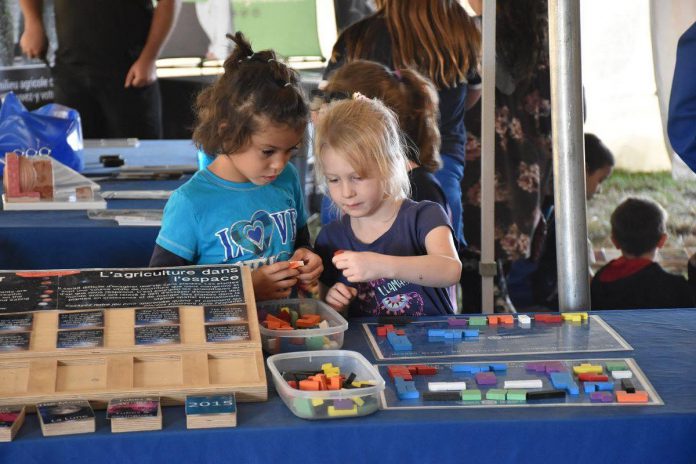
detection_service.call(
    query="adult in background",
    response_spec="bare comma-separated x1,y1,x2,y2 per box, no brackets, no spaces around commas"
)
461,0,551,267
322,0,481,246
19,0,181,139
668,20,696,172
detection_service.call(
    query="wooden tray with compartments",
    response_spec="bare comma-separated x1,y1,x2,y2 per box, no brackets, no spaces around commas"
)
0,266,267,407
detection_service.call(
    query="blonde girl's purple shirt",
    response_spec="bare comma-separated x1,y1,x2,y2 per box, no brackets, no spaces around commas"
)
315,199,455,317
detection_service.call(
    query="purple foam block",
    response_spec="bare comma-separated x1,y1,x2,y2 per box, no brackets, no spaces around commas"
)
590,391,614,403
526,362,546,373
333,399,355,410
447,317,468,327
544,361,567,373
475,372,497,386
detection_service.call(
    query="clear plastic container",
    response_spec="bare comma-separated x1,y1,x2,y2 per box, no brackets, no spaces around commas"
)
267,350,385,419
257,299,348,354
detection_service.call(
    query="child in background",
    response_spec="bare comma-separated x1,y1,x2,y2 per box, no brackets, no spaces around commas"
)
591,197,695,310
314,60,448,221
313,97,462,317
527,133,615,310
150,33,322,301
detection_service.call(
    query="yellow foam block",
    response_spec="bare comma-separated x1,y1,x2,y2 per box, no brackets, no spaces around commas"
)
311,398,324,407
352,396,365,407
328,405,358,417
573,363,603,374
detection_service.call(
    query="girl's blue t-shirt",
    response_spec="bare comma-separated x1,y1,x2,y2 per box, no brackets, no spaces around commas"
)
156,163,306,268
315,199,455,317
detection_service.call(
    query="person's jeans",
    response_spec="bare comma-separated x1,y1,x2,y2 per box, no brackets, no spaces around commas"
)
434,154,465,244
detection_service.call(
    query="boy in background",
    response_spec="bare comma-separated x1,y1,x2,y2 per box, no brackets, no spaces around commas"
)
591,197,695,310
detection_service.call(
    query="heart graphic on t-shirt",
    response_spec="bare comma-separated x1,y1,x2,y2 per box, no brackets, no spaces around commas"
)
230,210,273,254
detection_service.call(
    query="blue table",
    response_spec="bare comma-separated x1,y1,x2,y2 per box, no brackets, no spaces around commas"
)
0,139,313,270
2,309,695,463
0,141,196,270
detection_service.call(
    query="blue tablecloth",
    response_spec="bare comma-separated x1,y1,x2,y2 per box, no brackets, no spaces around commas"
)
2,309,695,463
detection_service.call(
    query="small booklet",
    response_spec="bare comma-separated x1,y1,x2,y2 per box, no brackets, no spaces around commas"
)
0,313,34,332
204,305,247,323
36,400,95,436
56,328,104,349
135,307,180,326
58,310,104,330
185,394,237,429
0,332,31,351
205,323,250,343
0,405,26,442
135,325,180,346
106,397,162,433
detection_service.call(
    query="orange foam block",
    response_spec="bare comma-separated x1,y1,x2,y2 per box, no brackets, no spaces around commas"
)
299,379,322,391
616,391,648,403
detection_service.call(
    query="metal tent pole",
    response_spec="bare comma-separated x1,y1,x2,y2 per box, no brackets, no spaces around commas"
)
548,0,591,311
480,0,497,314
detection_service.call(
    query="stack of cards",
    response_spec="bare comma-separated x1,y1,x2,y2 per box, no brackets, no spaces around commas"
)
56,310,104,349
134,307,181,346
0,313,33,352
106,397,162,433
185,394,237,429
0,405,26,442
36,400,95,436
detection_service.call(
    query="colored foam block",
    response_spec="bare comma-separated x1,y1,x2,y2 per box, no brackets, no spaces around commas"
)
506,390,527,401
572,363,603,375
388,366,412,380
517,314,532,326
550,372,579,395
428,329,447,337
461,389,482,401
590,391,614,403
328,405,358,416
311,398,324,407
463,329,479,338
447,317,468,327
583,381,614,393
489,363,507,372
452,364,488,374
605,361,629,372
616,391,648,403
504,379,542,389
415,365,438,375
394,377,420,400
428,381,468,392
475,372,497,386
611,370,633,380
352,396,365,407
486,389,507,400
468,316,487,326
621,378,636,394
561,312,588,323
292,398,313,416
387,331,413,351
333,399,354,410
376,326,388,337
535,314,562,323
526,389,566,401
422,391,462,401
578,373,609,382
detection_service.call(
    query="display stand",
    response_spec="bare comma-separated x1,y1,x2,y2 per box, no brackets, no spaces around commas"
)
0,265,266,407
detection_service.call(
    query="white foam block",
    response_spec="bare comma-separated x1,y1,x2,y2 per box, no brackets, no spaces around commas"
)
611,370,633,379
504,379,543,389
518,315,532,325
428,382,468,392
